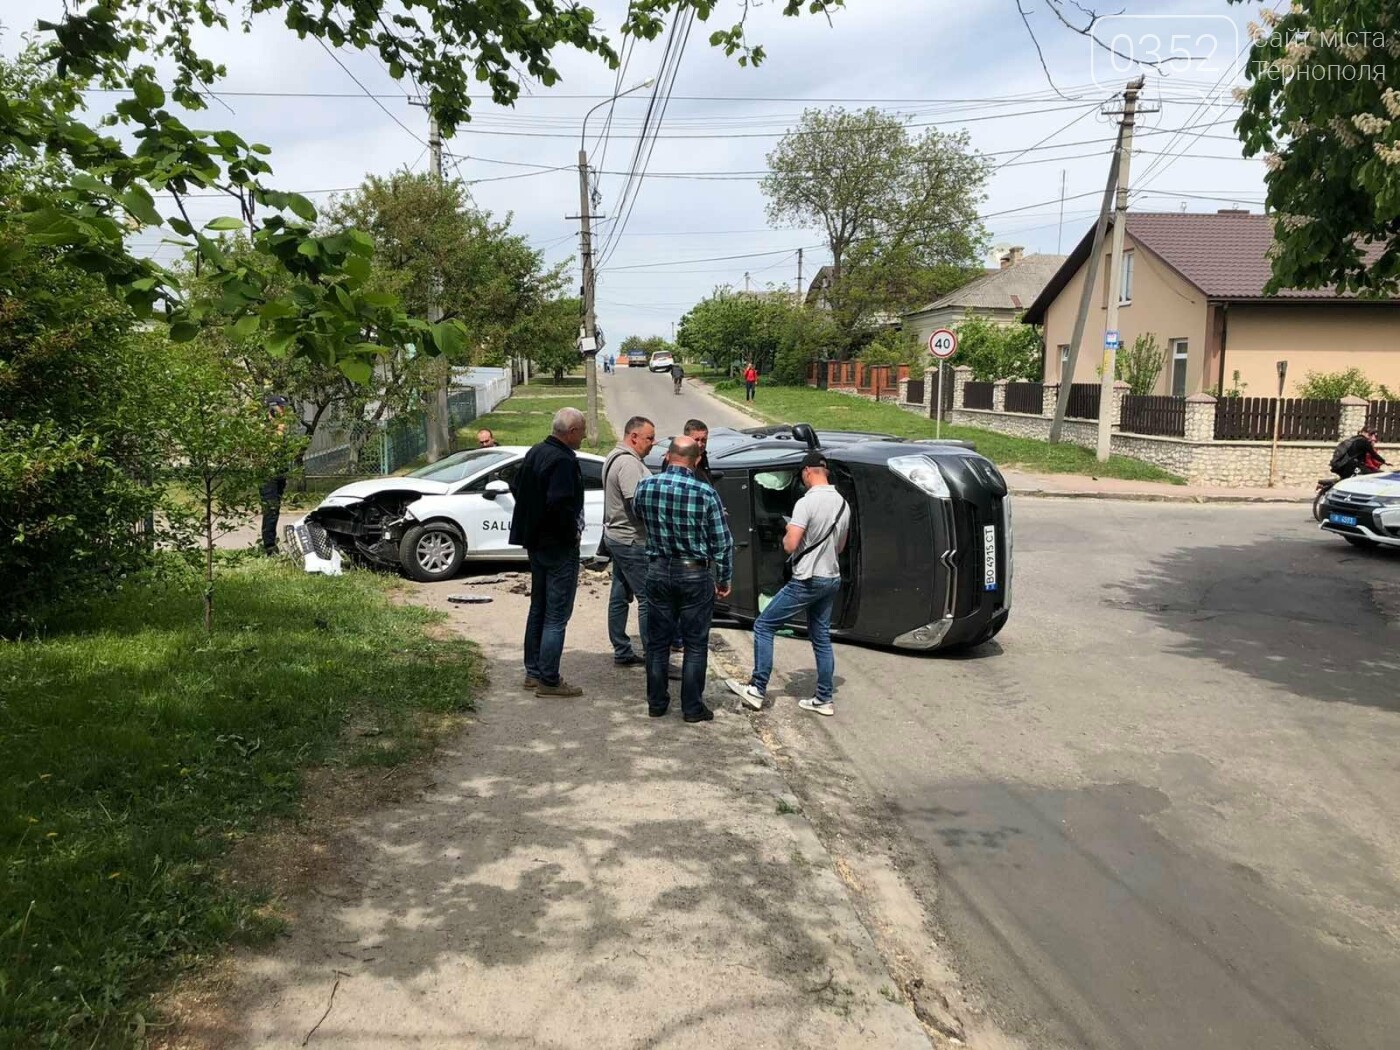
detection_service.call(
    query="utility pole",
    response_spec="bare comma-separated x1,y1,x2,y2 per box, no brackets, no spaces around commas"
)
1097,77,1148,462
576,145,602,444
796,247,804,302
744,271,751,294
409,97,454,463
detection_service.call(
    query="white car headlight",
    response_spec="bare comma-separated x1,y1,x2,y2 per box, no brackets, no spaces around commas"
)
888,455,951,499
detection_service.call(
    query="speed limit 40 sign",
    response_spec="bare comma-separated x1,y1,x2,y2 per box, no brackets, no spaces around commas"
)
928,327,958,359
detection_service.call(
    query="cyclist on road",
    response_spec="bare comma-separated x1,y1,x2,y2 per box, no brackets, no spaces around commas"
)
670,360,684,395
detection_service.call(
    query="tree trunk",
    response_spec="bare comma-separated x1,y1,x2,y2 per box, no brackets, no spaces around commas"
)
203,482,214,633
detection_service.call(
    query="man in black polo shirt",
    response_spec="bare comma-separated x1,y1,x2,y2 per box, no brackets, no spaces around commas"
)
509,408,587,697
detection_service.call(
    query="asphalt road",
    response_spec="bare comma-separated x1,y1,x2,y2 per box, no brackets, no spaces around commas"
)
600,363,755,440
608,370,1400,1050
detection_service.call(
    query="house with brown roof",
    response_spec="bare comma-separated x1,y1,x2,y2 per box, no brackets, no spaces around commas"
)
1022,210,1400,397
903,247,1067,346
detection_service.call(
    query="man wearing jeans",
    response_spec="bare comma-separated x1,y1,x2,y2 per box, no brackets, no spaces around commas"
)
508,408,587,698
727,451,849,716
603,415,657,668
633,437,733,723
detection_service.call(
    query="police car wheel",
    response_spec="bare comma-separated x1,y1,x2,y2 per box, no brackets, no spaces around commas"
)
399,523,465,582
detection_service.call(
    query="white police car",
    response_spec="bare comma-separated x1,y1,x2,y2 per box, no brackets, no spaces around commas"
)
295,446,606,581
1318,470,1400,551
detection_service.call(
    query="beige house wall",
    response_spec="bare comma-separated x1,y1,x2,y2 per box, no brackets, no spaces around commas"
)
1221,303,1400,397
1043,235,1209,392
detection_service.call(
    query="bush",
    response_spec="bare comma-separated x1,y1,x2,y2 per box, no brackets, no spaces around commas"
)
1296,367,1397,401
1115,333,1166,396
0,216,168,632
953,316,1042,380
858,328,922,367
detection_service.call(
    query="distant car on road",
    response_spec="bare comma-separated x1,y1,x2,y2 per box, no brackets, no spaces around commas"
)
644,424,1013,651
648,350,675,372
1318,470,1400,551
296,447,606,582
626,348,647,367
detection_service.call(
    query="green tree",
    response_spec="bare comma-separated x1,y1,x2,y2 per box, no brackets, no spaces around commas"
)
1296,367,1396,400
507,295,583,382
772,307,842,385
3,1,840,369
1232,1,1400,295
676,290,787,376
763,107,989,345
619,334,675,360
859,328,922,367
952,316,1043,381
1115,333,1166,397
159,342,292,631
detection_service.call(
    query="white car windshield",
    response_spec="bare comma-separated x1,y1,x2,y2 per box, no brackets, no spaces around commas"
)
406,448,513,484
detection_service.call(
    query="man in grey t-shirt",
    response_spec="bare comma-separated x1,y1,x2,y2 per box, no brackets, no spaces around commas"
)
727,451,849,716
603,415,656,666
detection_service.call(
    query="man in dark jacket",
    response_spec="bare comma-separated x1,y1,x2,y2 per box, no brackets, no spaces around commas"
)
509,407,587,697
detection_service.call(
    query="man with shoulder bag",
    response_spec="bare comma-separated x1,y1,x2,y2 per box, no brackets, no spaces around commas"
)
603,415,657,668
727,451,849,717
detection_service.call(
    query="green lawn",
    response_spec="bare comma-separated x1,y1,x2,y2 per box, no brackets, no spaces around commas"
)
0,558,480,1044
715,381,1184,484
463,393,616,452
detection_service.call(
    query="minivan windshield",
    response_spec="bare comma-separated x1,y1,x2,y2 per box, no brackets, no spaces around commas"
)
406,448,513,484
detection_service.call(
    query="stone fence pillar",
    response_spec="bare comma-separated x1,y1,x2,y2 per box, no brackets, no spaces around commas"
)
993,379,1008,413
897,376,910,404
952,365,973,410
1111,380,1130,428
1041,382,1060,419
922,367,936,414
1339,395,1370,436
1184,392,1217,443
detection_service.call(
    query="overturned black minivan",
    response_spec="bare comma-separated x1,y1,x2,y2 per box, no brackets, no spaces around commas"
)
645,424,1012,652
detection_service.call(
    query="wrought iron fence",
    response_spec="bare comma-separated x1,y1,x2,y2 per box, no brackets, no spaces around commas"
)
301,388,479,477
1214,397,1340,441
1120,394,1186,437
1005,382,1044,415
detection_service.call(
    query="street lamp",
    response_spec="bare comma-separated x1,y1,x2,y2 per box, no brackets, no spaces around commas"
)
577,78,653,444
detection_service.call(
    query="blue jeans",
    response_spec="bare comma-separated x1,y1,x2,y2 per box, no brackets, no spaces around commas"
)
645,559,715,718
745,381,756,401
607,539,650,660
750,576,842,704
524,544,580,686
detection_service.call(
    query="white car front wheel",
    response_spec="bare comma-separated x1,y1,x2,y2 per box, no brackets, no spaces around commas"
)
399,522,466,582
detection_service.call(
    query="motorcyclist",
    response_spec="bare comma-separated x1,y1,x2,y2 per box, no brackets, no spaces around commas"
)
1330,426,1387,479
670,360,684,394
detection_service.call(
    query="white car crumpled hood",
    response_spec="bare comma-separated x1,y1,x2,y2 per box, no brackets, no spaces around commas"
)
317,477,452,506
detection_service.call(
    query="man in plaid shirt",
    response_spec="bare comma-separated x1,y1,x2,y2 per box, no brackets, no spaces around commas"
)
632,436,733,723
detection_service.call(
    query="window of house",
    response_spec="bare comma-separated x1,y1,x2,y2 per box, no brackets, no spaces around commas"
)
1171,339,1189,397
1120,251,1134,303
1058,344,1070,379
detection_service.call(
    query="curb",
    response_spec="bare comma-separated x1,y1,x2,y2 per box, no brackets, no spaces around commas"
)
1010,488,1312,504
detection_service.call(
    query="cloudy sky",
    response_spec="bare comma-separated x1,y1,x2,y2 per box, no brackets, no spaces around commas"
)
2,0,1269,342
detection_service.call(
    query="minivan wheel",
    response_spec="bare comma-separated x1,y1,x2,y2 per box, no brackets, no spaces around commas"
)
399,522,465,582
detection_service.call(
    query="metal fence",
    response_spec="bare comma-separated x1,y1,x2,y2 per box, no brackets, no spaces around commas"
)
963,381,994,410
905,378,925,405
1214,397,1340,441
1005,382,1044,415
301,388,479,477
1120,394,1186,437
1368,399,1400,442
1066,383,1101,420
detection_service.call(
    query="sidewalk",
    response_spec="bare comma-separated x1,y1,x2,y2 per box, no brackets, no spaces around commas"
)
695,379,1313,505
214,572,931,1049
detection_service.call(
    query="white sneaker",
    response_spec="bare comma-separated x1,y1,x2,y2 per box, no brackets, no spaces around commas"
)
725,678,766,711
798,697,834,717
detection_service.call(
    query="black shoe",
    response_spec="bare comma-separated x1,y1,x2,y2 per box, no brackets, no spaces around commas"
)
648,706,669,718
614,654,644,667
683,707,715,724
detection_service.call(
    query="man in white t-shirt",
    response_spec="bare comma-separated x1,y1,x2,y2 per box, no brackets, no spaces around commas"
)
727,451,849,716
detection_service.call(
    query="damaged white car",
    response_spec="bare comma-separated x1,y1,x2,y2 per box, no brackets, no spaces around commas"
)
292,446,606,581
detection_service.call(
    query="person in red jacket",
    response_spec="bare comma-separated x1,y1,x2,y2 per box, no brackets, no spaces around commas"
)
743,362,758,401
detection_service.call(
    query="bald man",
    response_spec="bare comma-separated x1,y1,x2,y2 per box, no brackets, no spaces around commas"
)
509,407,587,697
631,436,734,723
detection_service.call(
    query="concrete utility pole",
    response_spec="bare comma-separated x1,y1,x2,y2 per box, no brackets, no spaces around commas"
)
1097,77,1145,462
796,247,804,302
424,114,455,463
576,145,601,444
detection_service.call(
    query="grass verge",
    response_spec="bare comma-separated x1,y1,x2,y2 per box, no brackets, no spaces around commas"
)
0,556,480,1045
463,394,616,452
712,381,1184,484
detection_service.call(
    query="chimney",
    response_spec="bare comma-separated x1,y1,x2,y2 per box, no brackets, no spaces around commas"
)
1000,246,1025,269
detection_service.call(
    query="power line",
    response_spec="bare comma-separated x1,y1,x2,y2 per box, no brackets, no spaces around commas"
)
313,37,427,148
